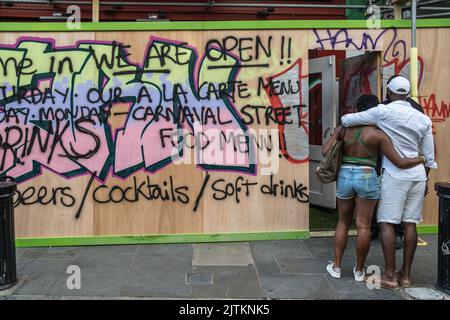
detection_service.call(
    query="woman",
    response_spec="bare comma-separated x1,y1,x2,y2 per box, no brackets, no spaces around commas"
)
322,94,425,282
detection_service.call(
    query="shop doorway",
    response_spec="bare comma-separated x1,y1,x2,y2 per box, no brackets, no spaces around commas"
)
308,50,381,230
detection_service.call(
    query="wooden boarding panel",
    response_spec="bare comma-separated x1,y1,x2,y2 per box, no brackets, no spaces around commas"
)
417,28,450,225
91,31,207,236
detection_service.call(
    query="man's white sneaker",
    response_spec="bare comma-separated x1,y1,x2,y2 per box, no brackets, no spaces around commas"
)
353,266,365,282
326,262,341,279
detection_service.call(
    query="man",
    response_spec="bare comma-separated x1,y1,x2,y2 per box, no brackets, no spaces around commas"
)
341,76,437,289
370,75,427,250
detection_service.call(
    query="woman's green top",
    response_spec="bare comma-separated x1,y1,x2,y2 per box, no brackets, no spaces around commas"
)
342,127,378,168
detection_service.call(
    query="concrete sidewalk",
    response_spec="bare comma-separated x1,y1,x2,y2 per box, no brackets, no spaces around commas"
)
1,234,448,300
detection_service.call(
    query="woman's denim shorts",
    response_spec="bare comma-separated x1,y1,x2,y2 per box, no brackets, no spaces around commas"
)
336,165,380,200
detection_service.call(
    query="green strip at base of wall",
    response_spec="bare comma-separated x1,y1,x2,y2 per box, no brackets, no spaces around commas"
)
0,19,449,32
15,225,437,248
15,230,310,248
417,225,438,235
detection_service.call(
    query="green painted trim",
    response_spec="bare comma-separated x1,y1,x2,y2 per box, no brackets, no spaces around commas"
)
0,19,449,32
0,21,204,32
417,19,450,28
15,230,310,248
417,225,438,235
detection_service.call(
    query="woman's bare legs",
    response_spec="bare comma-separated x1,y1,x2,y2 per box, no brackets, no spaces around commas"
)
334,198,355,268
354,197,378,271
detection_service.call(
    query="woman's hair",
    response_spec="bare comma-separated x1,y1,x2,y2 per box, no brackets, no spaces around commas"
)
356,94,380,112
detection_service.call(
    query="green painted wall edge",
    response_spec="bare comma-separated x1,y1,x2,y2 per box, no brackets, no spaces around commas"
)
15,230,310,248
417,224,438,235
0,19,449,32
14,225,437,247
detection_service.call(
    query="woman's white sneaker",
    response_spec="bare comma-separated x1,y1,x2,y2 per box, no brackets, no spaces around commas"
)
353,266,365,282
326,262,341,279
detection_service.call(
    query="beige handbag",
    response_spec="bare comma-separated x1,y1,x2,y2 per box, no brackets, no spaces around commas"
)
315,127,346,184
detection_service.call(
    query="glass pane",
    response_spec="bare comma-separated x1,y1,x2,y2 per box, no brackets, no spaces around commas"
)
309,72,322,146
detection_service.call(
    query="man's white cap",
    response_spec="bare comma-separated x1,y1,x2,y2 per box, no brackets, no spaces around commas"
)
387,75,410,94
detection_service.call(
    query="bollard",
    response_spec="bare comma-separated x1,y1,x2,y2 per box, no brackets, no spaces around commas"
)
0,177,17,291
435,182,450,295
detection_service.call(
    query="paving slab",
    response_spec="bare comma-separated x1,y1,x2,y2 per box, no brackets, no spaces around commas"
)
193,242,254,266
75,245,137,267
409,254,438,286
326,276,376,300
259,274,338,299
303,237,358,260
119,244,193,298
12,259,71,296
278,258,325,275
185,272,214,285
16,258,34,272
48,265,128,297
16,247,82,260
251,240,313,261
251,240,314,277
191,266,263,299
120,275,192,298
419,234,439,255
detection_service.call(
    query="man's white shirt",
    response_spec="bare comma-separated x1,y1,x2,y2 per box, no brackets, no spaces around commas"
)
341,100,437,181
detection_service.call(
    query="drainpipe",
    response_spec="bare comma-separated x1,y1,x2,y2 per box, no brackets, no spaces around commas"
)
410,0,418,102
393,2,402,19
92,0,99,22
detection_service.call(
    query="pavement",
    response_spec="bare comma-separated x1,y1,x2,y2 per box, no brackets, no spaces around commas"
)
1,234,448,300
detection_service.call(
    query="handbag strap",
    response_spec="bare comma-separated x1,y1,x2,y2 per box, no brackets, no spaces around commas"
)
336,126,346,142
